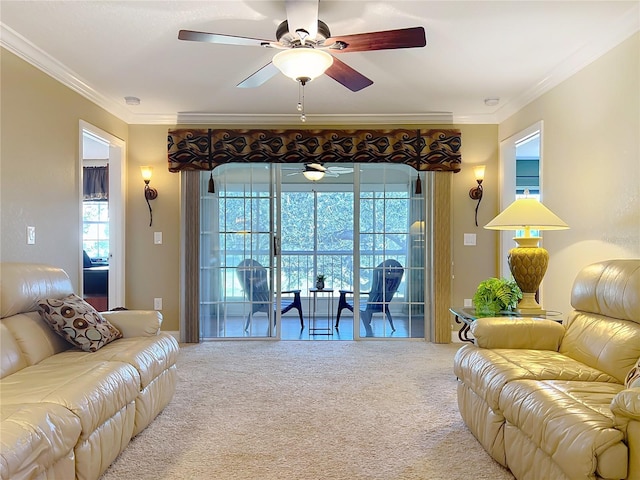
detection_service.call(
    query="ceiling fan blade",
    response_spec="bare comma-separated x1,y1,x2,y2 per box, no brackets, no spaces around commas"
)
237,62,280,88
328,166,354,174
324,57,373,92
285,0,319,39
326,26,426,53
178,29,272,48
307,163,326,171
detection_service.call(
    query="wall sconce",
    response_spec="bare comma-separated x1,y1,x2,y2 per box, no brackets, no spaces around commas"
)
469,165,485,226
140,166,158,227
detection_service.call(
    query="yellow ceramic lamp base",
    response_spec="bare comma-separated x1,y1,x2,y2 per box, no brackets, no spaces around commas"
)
507,238,549,314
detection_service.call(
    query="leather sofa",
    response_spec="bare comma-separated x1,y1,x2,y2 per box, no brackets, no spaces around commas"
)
0,263,180,480
454,259,640,480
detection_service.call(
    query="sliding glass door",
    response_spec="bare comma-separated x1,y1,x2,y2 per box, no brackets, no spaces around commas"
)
200,164,279,338
356,164,425,338
199,162,427,340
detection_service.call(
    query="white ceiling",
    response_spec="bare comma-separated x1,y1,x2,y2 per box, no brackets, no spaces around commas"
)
1,1,638,125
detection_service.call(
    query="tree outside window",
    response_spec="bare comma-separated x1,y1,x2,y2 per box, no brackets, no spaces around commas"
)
83,201,109,261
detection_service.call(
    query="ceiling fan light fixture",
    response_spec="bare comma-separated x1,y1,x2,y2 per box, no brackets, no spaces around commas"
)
272,48,333,83
302,169,325,181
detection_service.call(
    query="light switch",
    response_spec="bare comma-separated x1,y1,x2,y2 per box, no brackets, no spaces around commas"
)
463,233,476,246
26,226,36,245
154,232,162,245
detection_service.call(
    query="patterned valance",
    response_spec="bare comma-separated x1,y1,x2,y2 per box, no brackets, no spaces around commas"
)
167,128,461,173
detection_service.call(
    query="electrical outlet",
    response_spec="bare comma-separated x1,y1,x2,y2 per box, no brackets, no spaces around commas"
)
154,298,162,310
464,298,473,307
154,232,162,245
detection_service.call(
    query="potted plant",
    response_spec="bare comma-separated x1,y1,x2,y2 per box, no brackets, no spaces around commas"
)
473,277,522,316
315,274,326,290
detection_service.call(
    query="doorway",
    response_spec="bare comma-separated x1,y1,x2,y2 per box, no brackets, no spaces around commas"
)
198,162,428,340
499,121,543,278
79,121,126,309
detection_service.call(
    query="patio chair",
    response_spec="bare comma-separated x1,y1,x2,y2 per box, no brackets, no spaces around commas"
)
236,259,304,331
335,259,404,332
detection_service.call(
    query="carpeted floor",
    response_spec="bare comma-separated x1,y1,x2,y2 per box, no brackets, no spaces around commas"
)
100,340,514,480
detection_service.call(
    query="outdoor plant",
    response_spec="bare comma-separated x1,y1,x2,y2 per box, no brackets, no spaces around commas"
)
473,277,522,315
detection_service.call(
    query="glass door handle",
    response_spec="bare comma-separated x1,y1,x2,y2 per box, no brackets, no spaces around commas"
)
273,236,281,256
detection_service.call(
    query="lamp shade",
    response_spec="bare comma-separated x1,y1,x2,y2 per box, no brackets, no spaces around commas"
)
273,48,334,82
140,166,153,182
484,197,569,234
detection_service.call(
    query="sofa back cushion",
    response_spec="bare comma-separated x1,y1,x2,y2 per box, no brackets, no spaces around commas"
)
1,263,74,318
570,259,639,323
560,259,640,383
2,312,71,367
0,323,28,378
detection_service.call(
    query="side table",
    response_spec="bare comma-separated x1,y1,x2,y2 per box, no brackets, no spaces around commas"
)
450,307,563,343
309,288,334,336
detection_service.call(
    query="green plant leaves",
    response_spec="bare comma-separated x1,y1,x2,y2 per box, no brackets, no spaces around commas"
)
473,277,522,313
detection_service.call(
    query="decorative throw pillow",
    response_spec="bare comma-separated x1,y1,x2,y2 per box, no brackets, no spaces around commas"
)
38,293,122,352
625,358,640,389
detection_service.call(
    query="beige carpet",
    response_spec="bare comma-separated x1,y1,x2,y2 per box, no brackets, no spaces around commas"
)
101,341,514,480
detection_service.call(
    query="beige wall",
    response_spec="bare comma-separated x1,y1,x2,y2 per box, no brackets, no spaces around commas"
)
126,123,499,334
0,49,128,290
498,32,640,316
126,125,181,330
3,32,638,335
450,124,500,315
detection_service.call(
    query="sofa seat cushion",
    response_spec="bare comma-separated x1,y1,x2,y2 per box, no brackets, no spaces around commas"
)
454,344,619,411
0,402,81,480
500,379,627,480
40,333,179,389
0,361,139,438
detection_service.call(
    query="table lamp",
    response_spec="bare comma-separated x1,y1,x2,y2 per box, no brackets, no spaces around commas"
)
484,194,569,314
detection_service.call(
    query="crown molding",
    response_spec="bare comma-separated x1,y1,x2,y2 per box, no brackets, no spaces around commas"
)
0,26,485,126
3,3,638,128
168,112,500,126
169,112,460,126
0,22,505,126
495,3,640,123
0,23,135,124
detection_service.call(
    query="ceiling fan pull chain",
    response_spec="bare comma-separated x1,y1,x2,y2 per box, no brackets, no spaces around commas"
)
298,81,306,122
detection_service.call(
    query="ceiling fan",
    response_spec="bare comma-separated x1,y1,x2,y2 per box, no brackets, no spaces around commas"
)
285,163,354,181
178,0,427,93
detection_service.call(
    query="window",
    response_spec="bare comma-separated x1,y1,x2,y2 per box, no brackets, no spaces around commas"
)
83,201,109,261
281,189,355,292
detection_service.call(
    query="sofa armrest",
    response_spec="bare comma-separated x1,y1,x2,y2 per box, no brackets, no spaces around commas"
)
101,310,162,337
611,387,640,423
470,317,565,350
